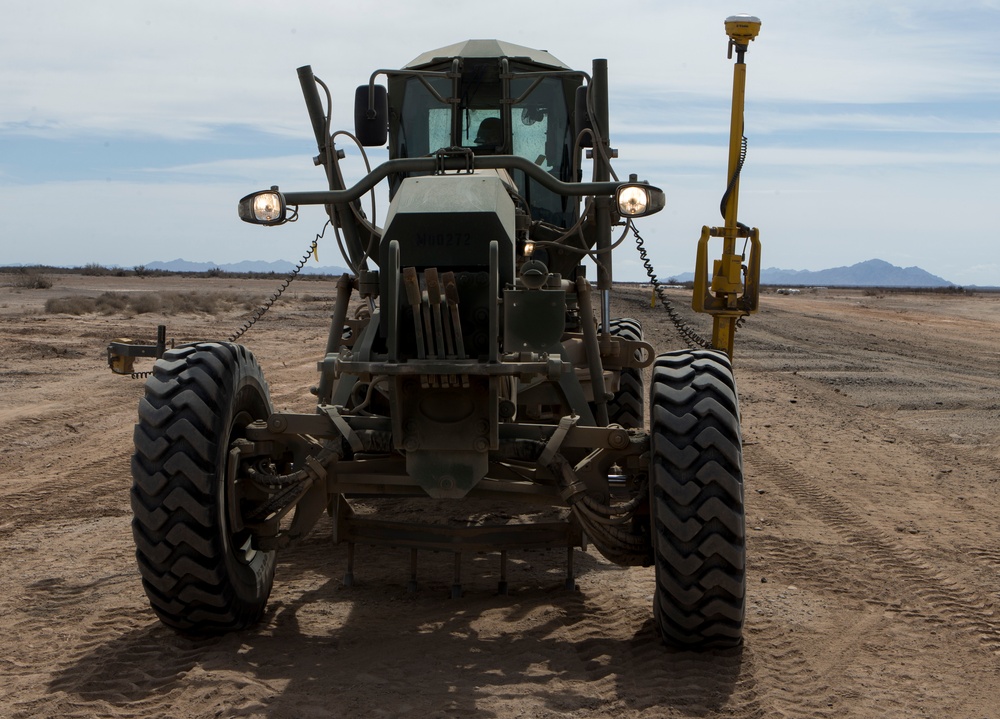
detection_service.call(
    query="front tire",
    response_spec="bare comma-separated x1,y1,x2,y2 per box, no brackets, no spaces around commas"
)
649,350,746,648
606,318,644,429
130,342,276,633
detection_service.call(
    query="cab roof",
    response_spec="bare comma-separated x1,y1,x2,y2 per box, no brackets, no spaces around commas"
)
404,39,570,70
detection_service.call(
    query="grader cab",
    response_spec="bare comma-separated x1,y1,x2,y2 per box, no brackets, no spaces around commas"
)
121,18,762,649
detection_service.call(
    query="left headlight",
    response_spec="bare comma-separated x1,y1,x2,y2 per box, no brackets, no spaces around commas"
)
238,188,287,225
615,183,665,218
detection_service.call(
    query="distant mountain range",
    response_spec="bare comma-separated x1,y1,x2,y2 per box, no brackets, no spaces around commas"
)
673,259,954,288
145,257,955,288
147,259,351,276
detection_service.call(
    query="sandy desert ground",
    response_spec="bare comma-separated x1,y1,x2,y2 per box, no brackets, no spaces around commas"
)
1,271,998,718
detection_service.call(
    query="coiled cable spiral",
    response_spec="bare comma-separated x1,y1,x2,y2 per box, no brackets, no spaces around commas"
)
720,134,748,224
630,221,714,350
227,224,330,343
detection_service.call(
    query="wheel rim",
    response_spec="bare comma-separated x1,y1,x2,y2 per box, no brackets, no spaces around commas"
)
225,407,261,566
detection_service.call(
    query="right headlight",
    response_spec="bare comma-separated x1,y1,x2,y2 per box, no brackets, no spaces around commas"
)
238,188,287,225
615,183,665,218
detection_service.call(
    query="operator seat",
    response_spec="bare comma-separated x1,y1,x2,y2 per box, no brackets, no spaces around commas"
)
474,117,503,151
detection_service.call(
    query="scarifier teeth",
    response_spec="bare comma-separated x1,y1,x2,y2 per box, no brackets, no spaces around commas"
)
441,271,466,359
402,267,428,359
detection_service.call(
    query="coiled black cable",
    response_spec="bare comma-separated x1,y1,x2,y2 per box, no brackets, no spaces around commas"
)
228,223,330,343
720,134,748,223
630,222,714,350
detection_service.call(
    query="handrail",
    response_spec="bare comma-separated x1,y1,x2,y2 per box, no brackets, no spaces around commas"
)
282,154,627,207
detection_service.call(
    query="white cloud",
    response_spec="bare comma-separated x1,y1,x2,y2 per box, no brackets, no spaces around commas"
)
4,178,334,268
6,1,998,138
2,0,999,285
613,140,1000,175
140,155,314,181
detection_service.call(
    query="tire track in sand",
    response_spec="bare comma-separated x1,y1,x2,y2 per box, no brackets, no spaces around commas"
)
5,577,275,719
0,449,132,539
746,443,1000,653
566,591,760,715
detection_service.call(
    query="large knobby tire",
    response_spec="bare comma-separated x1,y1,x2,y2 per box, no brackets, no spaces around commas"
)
130,342,276,634
604,317,644,429
649,349,745,648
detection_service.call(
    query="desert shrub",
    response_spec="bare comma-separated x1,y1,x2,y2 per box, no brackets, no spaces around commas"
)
160,291,261,314
95,292,131,314
45,297,97,315
131,294,162,314
190,293,220,314
155,291,213,314
11,269,52,289
80,263,111,276
44,290,256,316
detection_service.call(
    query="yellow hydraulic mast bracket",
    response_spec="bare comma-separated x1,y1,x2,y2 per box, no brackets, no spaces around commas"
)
693,226,761,309
692,14,762,360
693,226,761,353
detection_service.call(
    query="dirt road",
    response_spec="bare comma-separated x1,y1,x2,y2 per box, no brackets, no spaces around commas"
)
2,273,998,718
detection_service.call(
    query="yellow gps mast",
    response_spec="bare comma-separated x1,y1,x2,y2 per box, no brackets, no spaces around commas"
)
693,14,763,359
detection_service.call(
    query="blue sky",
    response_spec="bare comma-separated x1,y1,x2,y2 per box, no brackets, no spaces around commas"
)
3,1,999,286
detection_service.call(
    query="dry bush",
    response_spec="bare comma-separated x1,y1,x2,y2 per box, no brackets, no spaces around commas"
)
44,297,96,315
11,269,52,289
80,263,112,276
45,290,258,316
157,292,220,314
131,294,162,314
95,292,130,314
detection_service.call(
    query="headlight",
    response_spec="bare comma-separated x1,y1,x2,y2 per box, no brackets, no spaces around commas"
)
238,188,287,225
615,183,665,218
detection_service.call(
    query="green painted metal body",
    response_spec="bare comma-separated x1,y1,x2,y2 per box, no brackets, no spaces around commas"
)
222,40,656,562
378,174,516,308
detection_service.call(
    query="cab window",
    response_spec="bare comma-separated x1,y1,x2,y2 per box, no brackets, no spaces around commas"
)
396,76,452,158
510,76,576,226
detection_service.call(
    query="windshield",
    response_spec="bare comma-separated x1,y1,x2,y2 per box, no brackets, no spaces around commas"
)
391,66,578,227
510,76,576,226
395,76,452,158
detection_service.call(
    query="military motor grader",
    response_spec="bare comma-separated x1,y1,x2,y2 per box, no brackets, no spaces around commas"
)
117,20,761,649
